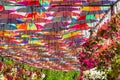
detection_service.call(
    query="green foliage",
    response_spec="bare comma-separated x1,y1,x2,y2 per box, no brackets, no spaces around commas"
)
4,58,13,65
42,69,79,80
0,56,79,80
107,54,120,79
24,64,30,70
116,45,120,54
100,30,106,36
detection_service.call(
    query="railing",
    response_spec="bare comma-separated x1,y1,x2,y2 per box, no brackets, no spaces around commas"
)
113,0,120,14
95,0,120,33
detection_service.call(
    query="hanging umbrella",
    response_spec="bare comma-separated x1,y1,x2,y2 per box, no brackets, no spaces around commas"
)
17,6,46,12
22,39,29,44
25,12,39,19
25,12,48,19
0,5,4,12
40,0,49,6
28,40,44,45
17,23,38,30
34,18,51,23
86,14,96,27
1,1,16,6
0,24,11,30
44,21,69,28
0,10,15,14
62,32,81,39
80,6,106,18
48,6,78,12
51,11,80,17
4,6,15,10
81,6,101,11
84,1,114,6
35,23,44,30
74,19,97,24
81,9,109,16
101,6,110,10
8,13,25,19
42,26,68,32
0,19,24,24
17,0,40,6
8,24,17,30
70,24,90,30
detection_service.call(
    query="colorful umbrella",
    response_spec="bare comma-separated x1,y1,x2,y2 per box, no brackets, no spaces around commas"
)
17,23,37,30
62,32,81,39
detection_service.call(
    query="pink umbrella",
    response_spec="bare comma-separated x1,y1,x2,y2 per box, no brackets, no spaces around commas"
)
70,24,91,30
35,23,44,30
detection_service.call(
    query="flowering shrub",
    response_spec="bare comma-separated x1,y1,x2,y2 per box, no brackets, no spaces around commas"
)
83,67,108,80
78,11,120,80
0,57,79,80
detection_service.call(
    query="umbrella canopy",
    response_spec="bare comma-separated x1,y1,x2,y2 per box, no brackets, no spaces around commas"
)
17,0,40,6
0,0,118,71
48,6,79,11
62,32,82,39
17,23,37,30
86,14,96,26
0,19,24,24
0,5,4,11
81,6,101,11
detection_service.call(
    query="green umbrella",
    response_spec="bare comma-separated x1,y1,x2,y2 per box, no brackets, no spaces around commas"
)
86,14,96,27
101,6,110,10
4,6,15,10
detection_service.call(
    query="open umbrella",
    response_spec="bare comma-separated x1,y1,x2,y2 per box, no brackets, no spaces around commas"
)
70,24,91,30
0,5,4,12
17,6,46,12
0,19,24,24
62,31,82,39
17,23,37,30
17,0,40,6
81,6,101,11
48,6,78,12
86,14,96,27
51,11,80,17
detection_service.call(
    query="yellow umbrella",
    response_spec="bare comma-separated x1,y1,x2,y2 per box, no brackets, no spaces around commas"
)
21,34,30,38
81,6,101,11
62,32,81,39
28,40,44,45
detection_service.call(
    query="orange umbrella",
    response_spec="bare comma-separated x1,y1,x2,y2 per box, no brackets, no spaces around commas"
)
26,12,39,19
17,24,27,30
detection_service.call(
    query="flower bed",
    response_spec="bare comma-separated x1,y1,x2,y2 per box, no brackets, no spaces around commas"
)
78,11,120,80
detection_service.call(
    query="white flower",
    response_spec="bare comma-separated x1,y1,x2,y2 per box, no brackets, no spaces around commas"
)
41,73,45,79
32,72,37,80
0,74,5,80
83,67,107,80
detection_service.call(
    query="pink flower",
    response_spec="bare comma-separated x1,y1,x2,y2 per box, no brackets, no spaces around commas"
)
78,75,83,80
117,24,120,28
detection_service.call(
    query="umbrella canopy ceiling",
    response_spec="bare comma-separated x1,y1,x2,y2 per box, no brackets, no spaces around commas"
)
0,0,118,71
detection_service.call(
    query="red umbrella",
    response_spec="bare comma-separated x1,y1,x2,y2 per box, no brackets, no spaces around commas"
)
0,5,4,12
78,16,86,20
52,11,80,17
34,18,51,23
18,0,40,6
26,12,39,18
70,24,90,30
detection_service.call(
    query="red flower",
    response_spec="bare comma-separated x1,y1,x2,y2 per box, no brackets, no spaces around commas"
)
0,62,2,69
